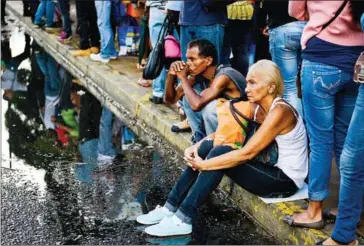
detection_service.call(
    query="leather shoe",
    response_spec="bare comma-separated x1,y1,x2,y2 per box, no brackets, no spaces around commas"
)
149,95,163,104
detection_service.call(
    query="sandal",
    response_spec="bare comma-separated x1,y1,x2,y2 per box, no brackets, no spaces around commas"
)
137,78,152,87
171,118,191,133
316,238,358,245
323,209,337,222
283,215,325,229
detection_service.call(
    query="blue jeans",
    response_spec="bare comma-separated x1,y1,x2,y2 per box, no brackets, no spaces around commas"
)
180,24,224,64
269,21,306,117
98,106,117,157
149,7,167,98
183,82,218,142
95,1,117,59
34,0,55,27
79,138,98,166
165,145,297,224
57,0,71,36
302,59,359,201
35,51,62,97
331,84,364,244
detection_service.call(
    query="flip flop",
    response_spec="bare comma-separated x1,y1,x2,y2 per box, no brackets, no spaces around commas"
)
323,209,337,222
283,215,325,230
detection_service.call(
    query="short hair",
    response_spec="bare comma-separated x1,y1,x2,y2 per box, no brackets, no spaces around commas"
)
17,69,32,85
247,60,284,97
187,39,218,66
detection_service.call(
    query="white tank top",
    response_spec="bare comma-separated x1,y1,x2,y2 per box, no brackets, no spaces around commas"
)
254,98,308,188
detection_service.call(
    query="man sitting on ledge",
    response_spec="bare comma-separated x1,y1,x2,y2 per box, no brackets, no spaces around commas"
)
164,39,247,143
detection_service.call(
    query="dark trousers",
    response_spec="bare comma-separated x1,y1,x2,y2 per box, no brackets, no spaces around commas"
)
57,0,71,36
1,0,5,22
222,19,253,77
166,144,298,223
79,91,101,142
75,0,100,50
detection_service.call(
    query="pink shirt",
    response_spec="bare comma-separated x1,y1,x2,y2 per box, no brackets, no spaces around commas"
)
289,1,364,49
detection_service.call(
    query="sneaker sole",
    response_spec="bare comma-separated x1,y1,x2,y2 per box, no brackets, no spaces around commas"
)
144,228,192,237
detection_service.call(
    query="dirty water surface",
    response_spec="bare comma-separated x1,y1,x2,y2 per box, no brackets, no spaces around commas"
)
1,18,277,245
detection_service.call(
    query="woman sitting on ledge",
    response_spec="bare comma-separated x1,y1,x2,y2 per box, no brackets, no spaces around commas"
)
136,60,309,237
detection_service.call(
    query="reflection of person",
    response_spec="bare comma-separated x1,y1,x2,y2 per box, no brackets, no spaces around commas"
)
1,35,31,101
164,39,247,143
137,60,308,237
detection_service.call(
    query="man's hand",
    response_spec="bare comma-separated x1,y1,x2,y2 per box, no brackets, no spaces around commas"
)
261,26,269,37
170,61,189,79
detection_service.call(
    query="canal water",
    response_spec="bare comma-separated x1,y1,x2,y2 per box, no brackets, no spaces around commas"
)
1,18,277,245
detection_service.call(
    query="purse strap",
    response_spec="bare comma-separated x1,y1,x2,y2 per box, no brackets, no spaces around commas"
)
321,0,348,31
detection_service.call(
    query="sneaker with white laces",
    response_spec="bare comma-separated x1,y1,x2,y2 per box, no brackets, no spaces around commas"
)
136,205,173,225
90,53,109,63
144,215,192,237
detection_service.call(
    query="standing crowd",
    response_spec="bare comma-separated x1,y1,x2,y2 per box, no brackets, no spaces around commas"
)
1,0,364,245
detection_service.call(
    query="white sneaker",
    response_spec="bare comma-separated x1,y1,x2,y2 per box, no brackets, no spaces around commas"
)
90,53,109,63
136,205,173,225
144,215,192,237
118,46,127,56
97,154,115,167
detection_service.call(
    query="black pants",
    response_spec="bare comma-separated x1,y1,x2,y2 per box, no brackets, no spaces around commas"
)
1,0,5,22
79,90,101,142
75,0,100,50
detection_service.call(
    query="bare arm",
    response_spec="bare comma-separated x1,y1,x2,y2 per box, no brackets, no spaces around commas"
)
191,105,294,171
289,0,307,21
164,73,185,104
181,75,230,111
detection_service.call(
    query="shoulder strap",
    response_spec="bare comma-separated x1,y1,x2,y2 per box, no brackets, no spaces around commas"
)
322,0,348,31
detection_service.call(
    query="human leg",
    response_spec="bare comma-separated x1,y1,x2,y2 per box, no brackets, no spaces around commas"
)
201,99,218,135
290,60,358,226
97,106,117,158
87,0,100,49
331,84,364,244
57,0,71,36
269,21,305,117
75,0,90,50
95,1,117,59
33,0,46,25
45,0,55,27
194,24,224,64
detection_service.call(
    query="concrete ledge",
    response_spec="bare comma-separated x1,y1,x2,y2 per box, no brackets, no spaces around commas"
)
6,2,333,244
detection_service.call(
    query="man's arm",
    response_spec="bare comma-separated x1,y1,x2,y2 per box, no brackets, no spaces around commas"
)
181,74,230,111
164,73,185,104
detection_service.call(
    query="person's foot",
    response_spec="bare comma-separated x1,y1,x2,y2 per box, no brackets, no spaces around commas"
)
72,48,91,57
90,46,99,54
119,46,127,56
57,31,72,44
144,215,192,237
90,53,110,63
137,78,152,87
33,22,44,28
45,23,62,34
149,95,163,104
171,118,191,133
283,210,324,229
137,205,173,225
318,237,358,245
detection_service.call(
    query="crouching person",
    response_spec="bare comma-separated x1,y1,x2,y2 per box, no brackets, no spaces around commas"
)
164,39,247,142
137,60,309,236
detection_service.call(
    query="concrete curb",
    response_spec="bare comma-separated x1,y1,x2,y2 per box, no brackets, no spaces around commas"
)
6,3,332,244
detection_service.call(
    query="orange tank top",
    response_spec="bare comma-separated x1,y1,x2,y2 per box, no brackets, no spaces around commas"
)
214,99,253,149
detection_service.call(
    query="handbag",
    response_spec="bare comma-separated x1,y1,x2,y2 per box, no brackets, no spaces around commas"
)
295,0,348,99
229,99,279,166
142,17,170,80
